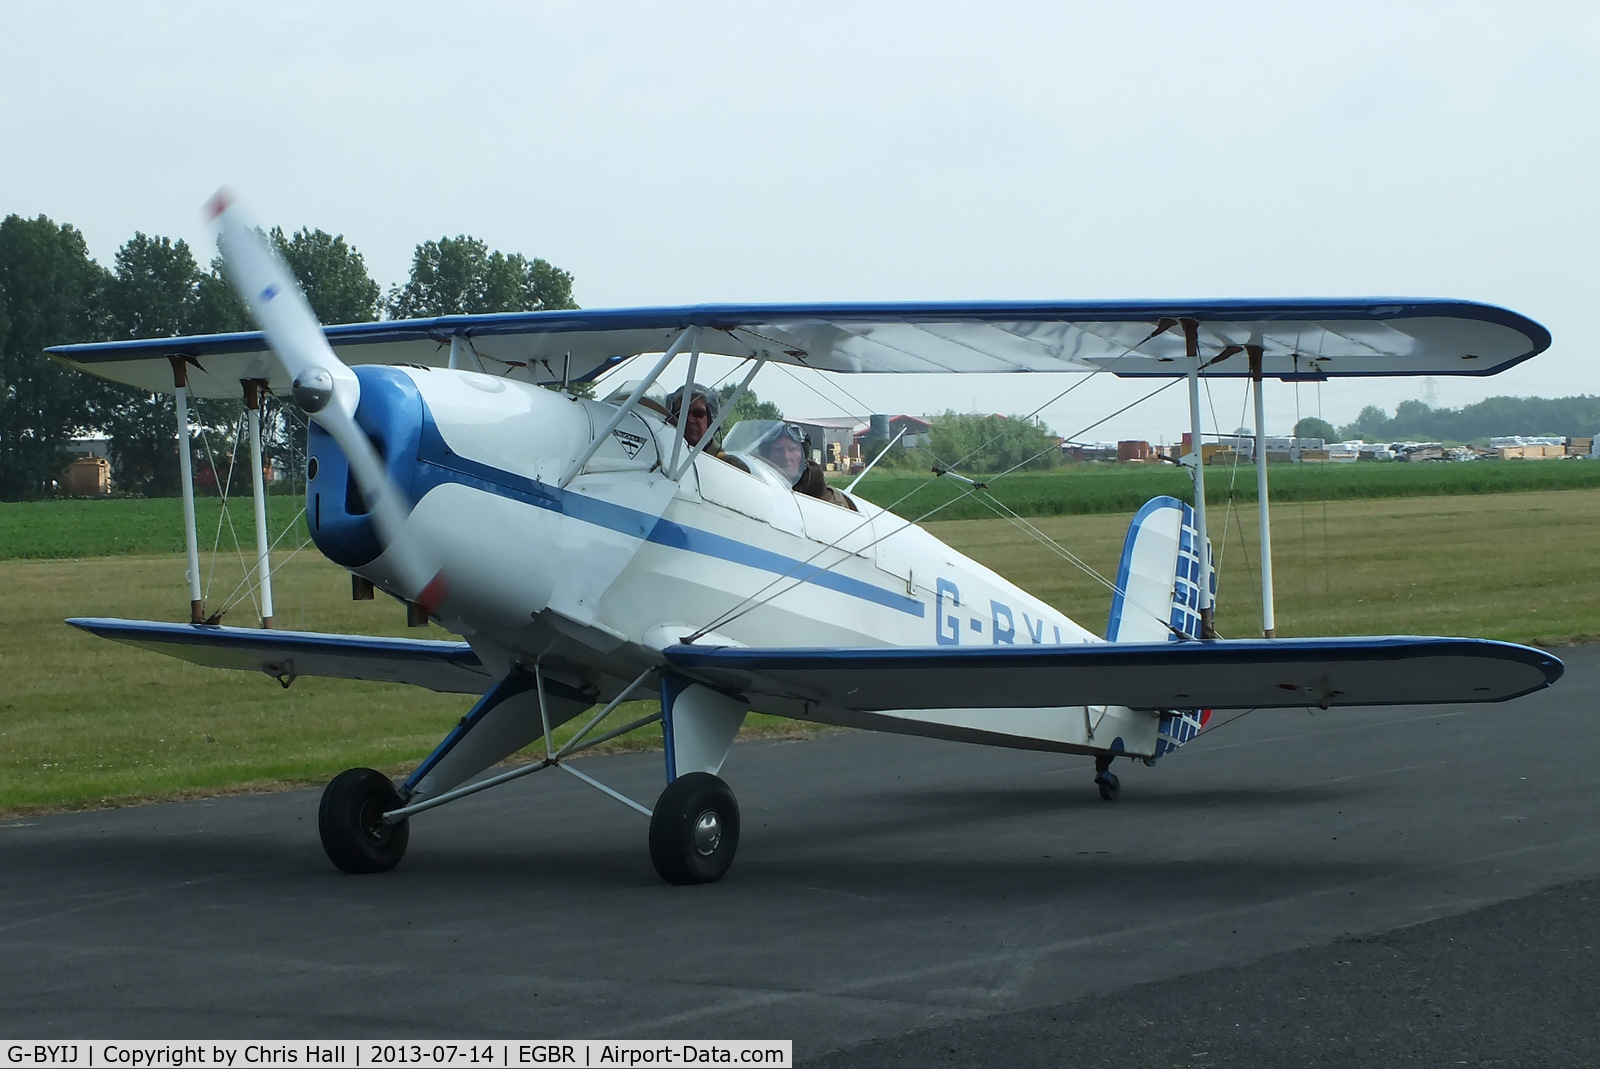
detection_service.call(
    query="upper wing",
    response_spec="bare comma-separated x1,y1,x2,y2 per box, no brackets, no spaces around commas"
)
47,298,1548,398
68,618,493,694
661,636,1563,718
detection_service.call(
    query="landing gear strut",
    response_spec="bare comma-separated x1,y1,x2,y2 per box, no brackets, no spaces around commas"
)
1093,754,1120,802
319,767,410,873
649,772,740,885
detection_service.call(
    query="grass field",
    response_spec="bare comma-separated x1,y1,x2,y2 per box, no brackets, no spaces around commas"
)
3,487,1598,814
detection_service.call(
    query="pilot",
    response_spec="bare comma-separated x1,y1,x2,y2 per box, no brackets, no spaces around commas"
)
667,384,750,472
665,384,720,450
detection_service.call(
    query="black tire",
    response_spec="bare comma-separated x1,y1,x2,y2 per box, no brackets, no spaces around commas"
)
649,772,740,885
1096,772,1121,802
319,767,410,874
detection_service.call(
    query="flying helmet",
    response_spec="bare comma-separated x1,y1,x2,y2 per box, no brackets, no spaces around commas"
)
665,383,720,424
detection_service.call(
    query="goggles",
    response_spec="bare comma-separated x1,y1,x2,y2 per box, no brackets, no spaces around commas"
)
766,424,806,446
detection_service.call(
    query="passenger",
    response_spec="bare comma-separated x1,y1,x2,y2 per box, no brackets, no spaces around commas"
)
756,423,807,485
755,423,857,510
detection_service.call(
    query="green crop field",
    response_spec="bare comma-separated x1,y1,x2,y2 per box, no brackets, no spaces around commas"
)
842,457,1600,522
0,494,311,561
2,485,1598,815
5,458,1598,564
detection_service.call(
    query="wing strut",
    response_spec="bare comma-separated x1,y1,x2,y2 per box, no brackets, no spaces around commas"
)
244,378,275,628
1182,321,1217,638
1250,346,1277,638
171,356,204,624
666,333,703,476
558,325,699,488
446,335,485,373
669,355,766,480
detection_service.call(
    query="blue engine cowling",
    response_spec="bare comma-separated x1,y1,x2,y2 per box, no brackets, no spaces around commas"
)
305,366,426,568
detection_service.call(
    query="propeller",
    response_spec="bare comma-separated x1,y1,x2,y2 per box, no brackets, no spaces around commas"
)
206,189,448,614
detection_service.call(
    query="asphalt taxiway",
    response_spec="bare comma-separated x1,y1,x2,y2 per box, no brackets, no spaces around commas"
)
4,645,1599,1065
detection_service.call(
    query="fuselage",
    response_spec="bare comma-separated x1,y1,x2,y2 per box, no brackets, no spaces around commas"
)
306,365,1158,756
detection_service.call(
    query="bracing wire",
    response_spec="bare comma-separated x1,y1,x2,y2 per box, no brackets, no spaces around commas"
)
769,334,1158,491
685,475,995,641
212,521,315,619
195,402,253,617
187,388,318,626
966,491,1183,637
685,374,1190,641
1200,374,1257,605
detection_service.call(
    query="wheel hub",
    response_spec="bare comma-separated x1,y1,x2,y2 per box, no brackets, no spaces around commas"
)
359,798,391,843
692,809,722,856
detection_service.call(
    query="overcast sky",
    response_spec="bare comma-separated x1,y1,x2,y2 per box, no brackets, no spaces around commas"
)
3,1,1594,441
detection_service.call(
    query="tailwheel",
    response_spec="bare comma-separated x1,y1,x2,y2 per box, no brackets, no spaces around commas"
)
319,767,410,874
649,772,740,885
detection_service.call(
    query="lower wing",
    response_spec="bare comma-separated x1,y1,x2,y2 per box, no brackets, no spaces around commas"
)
68,618,493,694
661,636,1563,717
69,621,1562,719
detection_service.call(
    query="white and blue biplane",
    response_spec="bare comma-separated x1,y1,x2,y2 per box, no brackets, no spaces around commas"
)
47,194,1563,884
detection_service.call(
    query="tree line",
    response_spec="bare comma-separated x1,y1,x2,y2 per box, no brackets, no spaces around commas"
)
1336,396,1600,444
1278,399,1600,450
0,213,576,500
854,411,1062,475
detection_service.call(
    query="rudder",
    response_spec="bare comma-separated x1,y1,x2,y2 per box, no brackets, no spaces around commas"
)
1106,495,1215,760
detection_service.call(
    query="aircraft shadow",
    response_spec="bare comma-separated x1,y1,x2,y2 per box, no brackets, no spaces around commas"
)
729,852,1393,899
860,781,1354,815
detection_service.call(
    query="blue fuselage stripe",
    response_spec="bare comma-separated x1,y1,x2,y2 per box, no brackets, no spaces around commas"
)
411,423,926,617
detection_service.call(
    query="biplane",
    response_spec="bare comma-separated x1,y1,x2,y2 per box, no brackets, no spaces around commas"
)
46,194,1564,884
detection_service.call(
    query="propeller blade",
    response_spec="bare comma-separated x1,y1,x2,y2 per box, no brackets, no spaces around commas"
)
206,189,447,612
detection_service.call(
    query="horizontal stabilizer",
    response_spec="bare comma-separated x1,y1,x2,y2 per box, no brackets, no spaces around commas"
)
662,636,1563,717
68,618,493,694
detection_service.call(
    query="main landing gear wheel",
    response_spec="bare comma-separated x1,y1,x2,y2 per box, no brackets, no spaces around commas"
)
649,772,740,885
319,767,410,874
1093,755,1120,802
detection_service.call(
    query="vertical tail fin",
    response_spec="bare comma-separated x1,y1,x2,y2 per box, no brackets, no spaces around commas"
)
1105,496,1214,643
1107,496,1215,760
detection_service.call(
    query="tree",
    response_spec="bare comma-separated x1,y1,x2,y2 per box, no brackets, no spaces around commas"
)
1349,394,1600,444
271,226,382,325
192,265,252,335
717,383,782,425
1339,404,1392,442
95,233,208,496
0,215,111,499
858,435,921,470
388,236,576,319
1293,416,1337,443
190,226,382,332
104,233,201,338
927,412,1060,473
